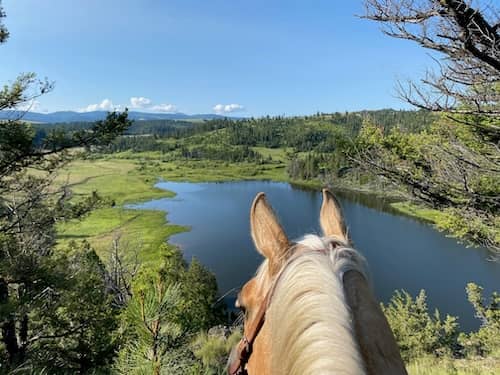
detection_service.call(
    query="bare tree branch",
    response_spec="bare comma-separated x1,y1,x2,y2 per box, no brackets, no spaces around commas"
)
362,0,500,135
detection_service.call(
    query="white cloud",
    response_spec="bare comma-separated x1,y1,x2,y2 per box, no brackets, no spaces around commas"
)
150,103,177,113
78,98,117,112
213,103,244,114
129,97,176,112
77,98,176,113
130,96,152,109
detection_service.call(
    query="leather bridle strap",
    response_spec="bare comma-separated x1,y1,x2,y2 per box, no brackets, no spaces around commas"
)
227,246,335,375
227,288,271,375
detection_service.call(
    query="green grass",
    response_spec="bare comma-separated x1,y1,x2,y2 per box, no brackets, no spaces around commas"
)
56,157,287,264
407,356,500,375
391,201,447,224
252,146,289,162
157,160,288,182
58,159,136,185
289,178,323,190
58,207,186,263
69,173,169,205
101,151,289,182
106,150,165,160
56,159,185,264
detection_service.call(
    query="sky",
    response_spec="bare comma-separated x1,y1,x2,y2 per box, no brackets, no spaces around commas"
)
0,0,434,117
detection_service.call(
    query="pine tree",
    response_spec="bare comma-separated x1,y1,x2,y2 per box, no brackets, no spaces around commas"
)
0,2,131,370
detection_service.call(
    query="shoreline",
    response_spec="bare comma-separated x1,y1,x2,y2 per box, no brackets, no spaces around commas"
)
58,157,465,265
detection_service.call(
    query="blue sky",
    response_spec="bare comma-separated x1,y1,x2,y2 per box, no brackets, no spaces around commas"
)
1,0,433,116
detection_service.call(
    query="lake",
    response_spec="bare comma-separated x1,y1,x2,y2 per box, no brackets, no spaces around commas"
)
129,180,500,331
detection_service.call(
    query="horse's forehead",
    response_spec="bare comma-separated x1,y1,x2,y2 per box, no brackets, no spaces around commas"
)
241,272,269,303
242,277,257,295
241,276,262,296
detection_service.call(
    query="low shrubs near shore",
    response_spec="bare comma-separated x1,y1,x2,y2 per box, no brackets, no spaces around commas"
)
383,284,500,374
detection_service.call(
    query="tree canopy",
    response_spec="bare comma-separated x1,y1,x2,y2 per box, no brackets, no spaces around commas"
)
363,0,499,137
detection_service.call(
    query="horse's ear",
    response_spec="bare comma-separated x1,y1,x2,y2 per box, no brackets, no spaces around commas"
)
250,192,290,275
320,188,348,241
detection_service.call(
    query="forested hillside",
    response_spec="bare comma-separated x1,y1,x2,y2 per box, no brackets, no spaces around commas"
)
35,109,435,181
33,105,498,251
36,107,498,251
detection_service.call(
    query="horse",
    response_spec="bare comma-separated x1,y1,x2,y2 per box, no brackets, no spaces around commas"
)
228,189,407,375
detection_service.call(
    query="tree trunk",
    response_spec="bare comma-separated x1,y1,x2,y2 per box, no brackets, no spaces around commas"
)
2,317,19,364
0,278,19,364
0,278,28,365
19,314,28,360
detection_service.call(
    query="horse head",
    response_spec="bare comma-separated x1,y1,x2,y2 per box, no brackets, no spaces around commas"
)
228,189,407,375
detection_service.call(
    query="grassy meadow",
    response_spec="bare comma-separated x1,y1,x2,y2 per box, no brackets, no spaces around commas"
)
108,149,289,182
55,154,289,263
56,152,450,263
408,356,500,375
56,159,183,263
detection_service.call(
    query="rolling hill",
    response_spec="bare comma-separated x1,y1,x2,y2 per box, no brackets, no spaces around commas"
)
0,110,231,123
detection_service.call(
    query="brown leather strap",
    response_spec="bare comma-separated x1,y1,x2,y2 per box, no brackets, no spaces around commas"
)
228,246,337,375
228,288,271,375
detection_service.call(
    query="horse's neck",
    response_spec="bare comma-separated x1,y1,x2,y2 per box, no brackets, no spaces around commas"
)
343,270,408,375
267,251,366,375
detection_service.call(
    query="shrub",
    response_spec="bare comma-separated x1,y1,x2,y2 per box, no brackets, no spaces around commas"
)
191,329,242,374
382,290,459,361
383,285,500,364
114,246,225,374
458,283,500,357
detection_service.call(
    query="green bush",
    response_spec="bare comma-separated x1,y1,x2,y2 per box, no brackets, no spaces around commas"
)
383,284,500,365
191,330,241,374
382,289,459,361
114,245,225,374
458,283,500,357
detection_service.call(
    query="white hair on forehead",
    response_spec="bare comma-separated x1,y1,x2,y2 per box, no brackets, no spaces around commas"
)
298,234,369,282
265,234,368,375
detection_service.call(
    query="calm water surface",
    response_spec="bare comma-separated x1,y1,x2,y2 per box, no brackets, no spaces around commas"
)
129,180,500,331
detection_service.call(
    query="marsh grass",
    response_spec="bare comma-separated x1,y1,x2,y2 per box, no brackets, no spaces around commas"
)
56,159,184,263
391,202,448,224
56,157,288,264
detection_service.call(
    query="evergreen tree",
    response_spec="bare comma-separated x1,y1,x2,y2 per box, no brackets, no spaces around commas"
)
115,246,223,374
0,3,131,370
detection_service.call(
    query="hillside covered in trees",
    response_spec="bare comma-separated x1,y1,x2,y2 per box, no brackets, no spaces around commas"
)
34,107,498,251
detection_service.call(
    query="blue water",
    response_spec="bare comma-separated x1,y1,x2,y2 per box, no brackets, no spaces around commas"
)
128,180,500,331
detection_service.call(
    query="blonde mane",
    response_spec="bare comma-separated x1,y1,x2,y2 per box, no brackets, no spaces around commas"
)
229,191,406,375
259,234,369,375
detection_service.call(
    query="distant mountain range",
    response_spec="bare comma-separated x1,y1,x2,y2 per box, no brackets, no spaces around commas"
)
0,110,231,123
